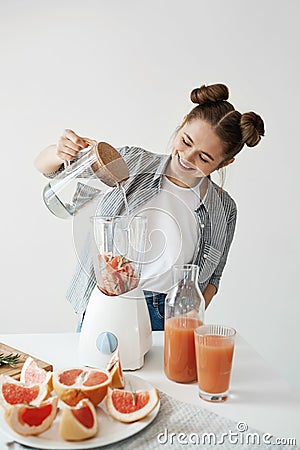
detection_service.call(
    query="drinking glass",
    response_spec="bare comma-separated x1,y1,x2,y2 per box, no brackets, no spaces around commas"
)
194,324,236,402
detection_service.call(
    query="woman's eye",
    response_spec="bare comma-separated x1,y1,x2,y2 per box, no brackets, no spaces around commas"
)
182,137,191,147
199,154,208,163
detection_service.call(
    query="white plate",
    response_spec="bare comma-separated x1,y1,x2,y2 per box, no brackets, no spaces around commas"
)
0,374,160,449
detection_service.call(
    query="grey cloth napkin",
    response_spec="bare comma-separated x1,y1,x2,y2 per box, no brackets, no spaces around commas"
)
6,391,299,450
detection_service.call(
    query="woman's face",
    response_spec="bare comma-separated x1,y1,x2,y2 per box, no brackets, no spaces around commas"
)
166,119,234,187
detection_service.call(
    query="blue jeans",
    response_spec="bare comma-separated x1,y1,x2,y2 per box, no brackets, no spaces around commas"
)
143,291,167,331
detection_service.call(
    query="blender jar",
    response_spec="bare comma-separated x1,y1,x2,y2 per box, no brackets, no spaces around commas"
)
91,216,147,296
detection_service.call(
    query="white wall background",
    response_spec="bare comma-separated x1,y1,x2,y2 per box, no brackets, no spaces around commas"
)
0,0,299,390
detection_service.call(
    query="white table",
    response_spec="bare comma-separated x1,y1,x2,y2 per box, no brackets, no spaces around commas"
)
0,332,299,447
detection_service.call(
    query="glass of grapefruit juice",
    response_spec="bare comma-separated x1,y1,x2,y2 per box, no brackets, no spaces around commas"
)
194,325,236,402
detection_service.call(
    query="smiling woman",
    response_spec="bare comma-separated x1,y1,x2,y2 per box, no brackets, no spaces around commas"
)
35,83,265,331
166,84,264,186
166,120,228,185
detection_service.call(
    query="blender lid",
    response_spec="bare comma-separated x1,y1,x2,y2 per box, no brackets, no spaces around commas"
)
92,142,129,187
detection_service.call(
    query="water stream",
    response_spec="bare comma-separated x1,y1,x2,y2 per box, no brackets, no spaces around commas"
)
118,182,130,218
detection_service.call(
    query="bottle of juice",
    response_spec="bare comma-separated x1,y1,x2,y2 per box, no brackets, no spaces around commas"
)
164,264,205,383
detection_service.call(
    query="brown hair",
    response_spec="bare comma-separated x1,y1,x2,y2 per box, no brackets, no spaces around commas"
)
183,83,265,161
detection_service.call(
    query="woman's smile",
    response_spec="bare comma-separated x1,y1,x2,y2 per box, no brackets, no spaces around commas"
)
177,153,196,171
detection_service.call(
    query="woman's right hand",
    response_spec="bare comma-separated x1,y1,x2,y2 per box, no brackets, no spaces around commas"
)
56,129,90,162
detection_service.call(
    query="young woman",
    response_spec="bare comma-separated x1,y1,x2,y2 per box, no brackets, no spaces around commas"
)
35,83,265,330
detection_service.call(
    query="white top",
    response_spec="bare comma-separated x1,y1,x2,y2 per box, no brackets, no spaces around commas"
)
135,176,201,292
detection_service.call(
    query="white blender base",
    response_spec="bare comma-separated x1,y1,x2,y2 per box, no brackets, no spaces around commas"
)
78,286,152,370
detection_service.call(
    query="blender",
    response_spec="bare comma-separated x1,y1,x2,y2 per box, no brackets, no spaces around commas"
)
78,215,152,370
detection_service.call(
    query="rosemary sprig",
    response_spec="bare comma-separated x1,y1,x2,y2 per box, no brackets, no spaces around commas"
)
0,352,21,367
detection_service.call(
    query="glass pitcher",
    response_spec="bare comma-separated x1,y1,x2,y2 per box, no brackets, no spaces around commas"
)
43,141,129,219
164,264,205,383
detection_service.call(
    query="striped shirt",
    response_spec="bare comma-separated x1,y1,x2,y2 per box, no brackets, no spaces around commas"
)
45,146,237,316
46,146,237,315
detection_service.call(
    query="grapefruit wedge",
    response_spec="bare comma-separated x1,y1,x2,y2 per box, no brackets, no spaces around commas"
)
0,375,48,409
53,368,111,406
59,398,98,441
106,386,159,423
4,396,58,436
106,352,124,389
20,357,53,394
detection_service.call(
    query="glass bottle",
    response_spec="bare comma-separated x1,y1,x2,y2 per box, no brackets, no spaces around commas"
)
164,264,205,383
43,141,129,219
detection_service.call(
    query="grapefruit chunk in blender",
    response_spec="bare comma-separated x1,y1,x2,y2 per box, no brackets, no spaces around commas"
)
97,253,139,296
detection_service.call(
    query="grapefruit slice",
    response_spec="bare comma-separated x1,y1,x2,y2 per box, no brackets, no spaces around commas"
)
53,368,111,406
4,396,58,436
106,352,124,389
106,386,159,423
59,398,98,441
0,375,48,409
20,357,53,394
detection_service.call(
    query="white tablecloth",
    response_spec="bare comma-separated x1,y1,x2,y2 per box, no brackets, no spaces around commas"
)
0,332,299,449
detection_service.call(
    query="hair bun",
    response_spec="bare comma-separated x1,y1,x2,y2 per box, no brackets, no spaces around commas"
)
240,112,265,147
190,83,229,105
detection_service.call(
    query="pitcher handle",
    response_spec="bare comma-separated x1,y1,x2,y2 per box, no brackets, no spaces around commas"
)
63,137,97,169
